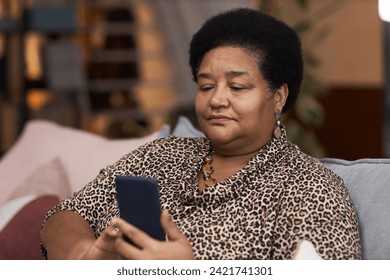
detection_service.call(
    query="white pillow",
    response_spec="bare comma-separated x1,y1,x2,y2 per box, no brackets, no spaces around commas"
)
0,194,38,230
292,240,323,260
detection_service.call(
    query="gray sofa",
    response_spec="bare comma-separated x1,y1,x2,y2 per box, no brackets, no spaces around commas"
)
0,117,388,259
321,158,390,260
173,116,390,260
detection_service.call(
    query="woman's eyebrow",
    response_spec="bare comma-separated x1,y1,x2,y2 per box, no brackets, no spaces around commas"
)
197,71,249,79
197,72,211,79
226,71,249,78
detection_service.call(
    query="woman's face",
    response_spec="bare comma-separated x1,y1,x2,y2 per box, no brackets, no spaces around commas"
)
195,46,286,155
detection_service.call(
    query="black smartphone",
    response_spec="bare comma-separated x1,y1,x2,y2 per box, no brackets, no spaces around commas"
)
115,175,165,242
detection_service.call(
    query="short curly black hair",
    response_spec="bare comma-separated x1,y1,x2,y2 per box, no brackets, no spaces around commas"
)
189,8,303,113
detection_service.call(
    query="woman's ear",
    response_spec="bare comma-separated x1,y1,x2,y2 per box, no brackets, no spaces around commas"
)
273,84,289,112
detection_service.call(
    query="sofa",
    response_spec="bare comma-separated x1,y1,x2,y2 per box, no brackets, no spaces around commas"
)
0,117,389,260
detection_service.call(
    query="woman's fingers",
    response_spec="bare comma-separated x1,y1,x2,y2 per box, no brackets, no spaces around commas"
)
111,218,157,258
112,218,146,246
114,234,144,259
112,214,194,260
160,211,195,259
102,223,120,239
80,224,121,259
160,210,182,241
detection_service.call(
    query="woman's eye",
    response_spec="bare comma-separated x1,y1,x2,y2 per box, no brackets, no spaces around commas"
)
231,86,246,92
199,85,214,92
229,82,248,91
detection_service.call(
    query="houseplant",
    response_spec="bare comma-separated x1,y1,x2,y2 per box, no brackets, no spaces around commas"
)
257,0,344,157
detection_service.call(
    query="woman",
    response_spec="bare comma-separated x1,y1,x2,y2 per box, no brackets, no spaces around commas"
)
41,8,361,260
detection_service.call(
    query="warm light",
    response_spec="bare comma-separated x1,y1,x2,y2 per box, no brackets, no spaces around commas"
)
26,89,50,110
379,0,390,22
25,33,43,80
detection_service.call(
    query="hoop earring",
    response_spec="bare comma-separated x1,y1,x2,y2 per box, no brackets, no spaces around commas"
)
273,110,282,139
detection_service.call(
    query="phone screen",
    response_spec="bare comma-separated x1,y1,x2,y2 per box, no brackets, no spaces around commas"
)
115,176,165,242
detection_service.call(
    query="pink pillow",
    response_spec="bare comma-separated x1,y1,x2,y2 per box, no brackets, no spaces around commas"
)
7,158,71,202
0,195,59,260
0,120,160,204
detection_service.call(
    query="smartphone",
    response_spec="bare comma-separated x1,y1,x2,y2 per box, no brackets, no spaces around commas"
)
115,175,165,242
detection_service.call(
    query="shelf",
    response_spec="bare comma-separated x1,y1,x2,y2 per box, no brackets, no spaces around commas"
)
88,79,139,92
88,49,166,63
0,17,20,33
1,0,173,146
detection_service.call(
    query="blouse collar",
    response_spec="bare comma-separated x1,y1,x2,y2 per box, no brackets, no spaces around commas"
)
179,125,289,208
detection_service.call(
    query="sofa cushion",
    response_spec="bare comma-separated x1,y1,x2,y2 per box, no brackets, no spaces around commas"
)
321,158,390,260
172,116,205,138
0,194,60,259
7,157,71,202
0,120,161,205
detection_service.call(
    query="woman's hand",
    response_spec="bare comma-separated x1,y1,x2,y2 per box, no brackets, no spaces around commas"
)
111,210,195,260
78,225,121,260
42,211,122,260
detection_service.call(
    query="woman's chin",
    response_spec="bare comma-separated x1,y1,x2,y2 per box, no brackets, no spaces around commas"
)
204,132,235,147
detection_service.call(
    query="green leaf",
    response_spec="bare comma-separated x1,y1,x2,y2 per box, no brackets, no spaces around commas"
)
301,72,329,97
258,0,271,13
284,119,303,143
295,0,309,9
294,20,311,34
285,120,327,158
311,26,332,45
295,96,325,127
303,52,320,68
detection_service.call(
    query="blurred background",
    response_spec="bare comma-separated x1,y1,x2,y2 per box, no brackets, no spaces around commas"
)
0,0,388,160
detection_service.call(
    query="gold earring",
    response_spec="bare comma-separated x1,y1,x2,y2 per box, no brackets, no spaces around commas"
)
273,110,281,139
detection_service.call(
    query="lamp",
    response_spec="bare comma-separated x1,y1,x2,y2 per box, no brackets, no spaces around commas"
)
379,0,390,22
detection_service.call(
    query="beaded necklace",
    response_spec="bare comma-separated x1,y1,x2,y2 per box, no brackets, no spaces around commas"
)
201,153,217,188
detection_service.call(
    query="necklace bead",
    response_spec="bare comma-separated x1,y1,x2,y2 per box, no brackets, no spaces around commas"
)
201,153,217,188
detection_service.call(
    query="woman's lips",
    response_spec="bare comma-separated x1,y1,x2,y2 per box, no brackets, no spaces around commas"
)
207,115,232,123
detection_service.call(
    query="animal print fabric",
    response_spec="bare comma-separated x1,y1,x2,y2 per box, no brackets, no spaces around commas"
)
42,128,361,259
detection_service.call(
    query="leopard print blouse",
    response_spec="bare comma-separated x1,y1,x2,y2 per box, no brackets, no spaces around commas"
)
42,128,361,259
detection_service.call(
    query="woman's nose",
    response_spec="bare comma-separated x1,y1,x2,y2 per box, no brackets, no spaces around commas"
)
209,86,229,108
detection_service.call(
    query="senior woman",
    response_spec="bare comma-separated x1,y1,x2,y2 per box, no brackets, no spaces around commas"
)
41,8,361,260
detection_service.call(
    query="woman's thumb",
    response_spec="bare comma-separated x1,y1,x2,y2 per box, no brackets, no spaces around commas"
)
160,210,183,241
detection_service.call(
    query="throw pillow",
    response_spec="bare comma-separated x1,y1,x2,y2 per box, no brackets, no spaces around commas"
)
6,157,72,202
0,194,60,260
0,120,162,202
